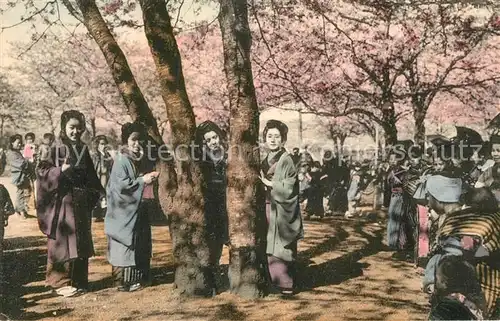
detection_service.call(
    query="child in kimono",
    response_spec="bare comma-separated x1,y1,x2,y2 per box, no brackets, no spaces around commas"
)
22,132,37,163
38,133,55,167
24,132,38,211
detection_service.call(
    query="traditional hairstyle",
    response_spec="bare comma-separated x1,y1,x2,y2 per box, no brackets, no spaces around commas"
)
195,120,225,148
263,119,288,142
121,122,148,144
9,134,22,150
463,187,498,213
24,132,35,140
95,135,108,145
490,135,500,144
479,140,491,158
60,110,86,145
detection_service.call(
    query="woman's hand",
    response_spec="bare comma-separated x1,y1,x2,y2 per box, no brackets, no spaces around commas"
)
143,171,159,185
61,163,71,172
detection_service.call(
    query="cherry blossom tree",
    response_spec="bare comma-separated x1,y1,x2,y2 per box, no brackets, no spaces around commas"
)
250,0,500,145
0,73,23,137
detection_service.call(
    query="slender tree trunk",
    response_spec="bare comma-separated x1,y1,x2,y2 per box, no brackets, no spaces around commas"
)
0,117,4,137
381,102,398,146
413,105,427,147
298,109,303,144
219,0,266,298
90,117,97,138
339,135,347,151
73,0,179,270
138,0,214,297
74,0,161,141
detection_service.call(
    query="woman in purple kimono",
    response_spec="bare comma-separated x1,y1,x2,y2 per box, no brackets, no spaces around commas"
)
36,110,103,297
259,120,303,296
105,122,158,292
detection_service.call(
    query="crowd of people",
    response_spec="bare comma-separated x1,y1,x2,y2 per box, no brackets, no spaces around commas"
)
0,110,499,319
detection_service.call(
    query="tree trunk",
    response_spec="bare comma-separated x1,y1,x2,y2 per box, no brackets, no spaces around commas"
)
219,0,266,298
90,117,97,138
74,1,180,287
413,105,426,147
0,117,4,137
74,0,161,142
381,102,398,146
298,109,303,144
138,0,214,297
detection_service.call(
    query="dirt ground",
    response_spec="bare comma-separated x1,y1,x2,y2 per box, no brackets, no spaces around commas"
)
1,177,428,320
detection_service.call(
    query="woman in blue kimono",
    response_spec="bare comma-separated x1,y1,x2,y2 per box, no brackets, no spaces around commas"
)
259,120,303,296
6,134,33,219
105,122,158,292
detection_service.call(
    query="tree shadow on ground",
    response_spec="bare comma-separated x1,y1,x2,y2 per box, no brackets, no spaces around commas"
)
296,218,385,292
1,236,73,320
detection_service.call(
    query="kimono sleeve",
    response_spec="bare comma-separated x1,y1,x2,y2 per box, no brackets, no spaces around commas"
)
0,184,14,216
36,163,63,236
271,155,298,203
113,157,145,195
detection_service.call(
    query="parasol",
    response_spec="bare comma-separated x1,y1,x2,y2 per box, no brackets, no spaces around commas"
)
428,135,450,146
451,126,483,146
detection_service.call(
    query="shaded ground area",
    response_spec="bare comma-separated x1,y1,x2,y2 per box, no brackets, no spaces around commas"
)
1,177,428,320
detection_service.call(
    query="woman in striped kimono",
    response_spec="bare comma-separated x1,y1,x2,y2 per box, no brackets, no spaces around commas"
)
105,122,158,292
424,181,499,319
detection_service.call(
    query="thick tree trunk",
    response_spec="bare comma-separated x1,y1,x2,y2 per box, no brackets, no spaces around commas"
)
218,0,266,298
74,0,161,141
138,0,214,297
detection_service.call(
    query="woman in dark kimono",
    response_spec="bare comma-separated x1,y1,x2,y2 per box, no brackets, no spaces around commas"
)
386,149,416,260
259,120,303,296
6,134,33,219
105,122,158,292
36,110,103,297
195,121,229,292
304,161,324,219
